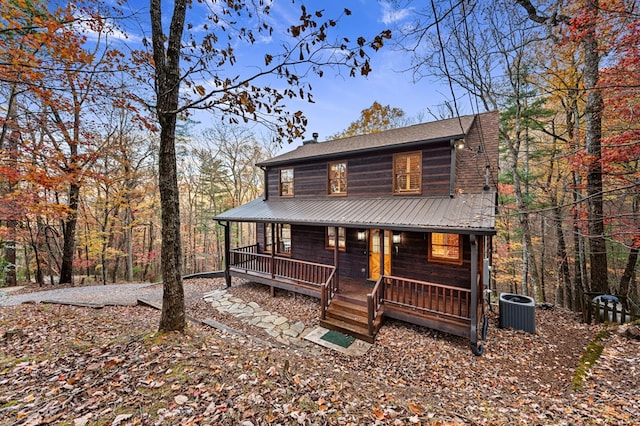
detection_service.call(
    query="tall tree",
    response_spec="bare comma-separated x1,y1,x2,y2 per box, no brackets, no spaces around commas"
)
150,0,186,331
148,1,390,331
514,0,609,293
599,7,640,298
331,101,409,139
1,0,120,285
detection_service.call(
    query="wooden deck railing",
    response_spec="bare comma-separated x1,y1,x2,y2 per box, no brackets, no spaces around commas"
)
380,275,472,322
229,246,339,321
229,246,335,287
229,249,474,339
231,244,259,254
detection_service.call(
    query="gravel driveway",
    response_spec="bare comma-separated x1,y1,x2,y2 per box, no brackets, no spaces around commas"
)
0,283,162,307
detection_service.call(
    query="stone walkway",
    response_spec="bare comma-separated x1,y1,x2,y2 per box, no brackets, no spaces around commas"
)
203,289,312,347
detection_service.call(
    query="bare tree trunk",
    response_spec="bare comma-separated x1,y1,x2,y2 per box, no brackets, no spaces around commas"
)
59,182,79,284
619,247,638,298
124,162,135,282
151,0,187,332
573,168,589,312
568,88,586,310
125,206,134,282
141,225,148,281
506,106,541,299
142,223,154,281
583,0,608,294
1,86,19,287
546,125,573,307
552,203,572,307
20,245,30,283
540,216,547,303
31,219,45,286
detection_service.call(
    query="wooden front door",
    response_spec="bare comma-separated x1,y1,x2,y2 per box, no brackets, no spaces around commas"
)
369,229,391,280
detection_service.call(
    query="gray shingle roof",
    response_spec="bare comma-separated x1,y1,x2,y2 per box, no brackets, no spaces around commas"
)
258,114,476,166
215,192,496,234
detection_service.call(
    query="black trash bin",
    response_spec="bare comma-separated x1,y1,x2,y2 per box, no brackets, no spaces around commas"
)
499,293,536,334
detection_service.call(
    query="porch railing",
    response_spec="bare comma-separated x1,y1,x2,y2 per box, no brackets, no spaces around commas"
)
229,245,335,288
380,275,472,321
229,248,474,338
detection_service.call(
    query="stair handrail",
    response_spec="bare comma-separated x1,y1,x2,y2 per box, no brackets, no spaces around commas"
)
320,268,337,320
367,275,385,336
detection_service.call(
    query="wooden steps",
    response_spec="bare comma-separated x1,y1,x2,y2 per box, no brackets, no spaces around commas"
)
320,297,383,344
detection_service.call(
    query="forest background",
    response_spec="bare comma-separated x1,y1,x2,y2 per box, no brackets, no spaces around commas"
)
1,0,639,321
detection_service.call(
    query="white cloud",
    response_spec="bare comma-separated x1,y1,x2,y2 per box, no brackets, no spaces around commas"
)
380,1,412,25
73,10,142,45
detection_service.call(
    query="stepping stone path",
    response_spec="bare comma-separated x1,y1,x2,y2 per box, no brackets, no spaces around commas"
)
203,289,311,347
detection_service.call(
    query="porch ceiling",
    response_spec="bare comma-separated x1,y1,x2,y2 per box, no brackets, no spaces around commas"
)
216,192,497,235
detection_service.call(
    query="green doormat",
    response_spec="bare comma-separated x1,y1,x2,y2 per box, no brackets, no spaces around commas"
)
320,330,355,348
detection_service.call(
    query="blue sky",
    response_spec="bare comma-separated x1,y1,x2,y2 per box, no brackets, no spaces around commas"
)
252,1,465,143
109,1,474,147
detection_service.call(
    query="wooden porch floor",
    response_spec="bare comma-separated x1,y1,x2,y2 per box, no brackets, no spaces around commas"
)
333,277,374,303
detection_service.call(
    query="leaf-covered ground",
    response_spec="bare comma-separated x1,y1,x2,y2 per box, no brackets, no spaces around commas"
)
0,279,638,425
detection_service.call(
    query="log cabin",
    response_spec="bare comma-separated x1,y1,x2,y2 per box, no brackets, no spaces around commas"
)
215,111,499,354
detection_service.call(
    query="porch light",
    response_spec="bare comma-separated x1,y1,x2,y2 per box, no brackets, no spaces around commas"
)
357,230,367,241
392,232,401,245
454,139,466,151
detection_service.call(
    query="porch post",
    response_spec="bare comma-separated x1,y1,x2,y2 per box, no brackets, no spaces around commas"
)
333,226,340,291
379,229,385,277
270,223,275,279
223,221,231,288
470,234,481,354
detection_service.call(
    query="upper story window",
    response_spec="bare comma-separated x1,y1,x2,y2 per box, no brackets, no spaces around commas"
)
326,227,346,251
328,161,347,195
428,232,462,264
393,151,422,194
279,168,294,197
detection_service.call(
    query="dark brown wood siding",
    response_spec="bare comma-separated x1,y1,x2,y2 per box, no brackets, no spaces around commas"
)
266,169,282,199
257,222,265,251
421,142,452,196
288,226,369,280
291,163,326,197
266,142,453,199
390,232,471,289
257,224,372,280
257,224,471,288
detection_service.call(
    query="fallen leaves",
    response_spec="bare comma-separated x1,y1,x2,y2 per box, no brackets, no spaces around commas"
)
0,280,638,425
408,401,425,415
174,394,189,405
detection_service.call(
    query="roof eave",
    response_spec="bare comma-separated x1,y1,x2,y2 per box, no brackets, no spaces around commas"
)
215,216,496,236
257,134,465,168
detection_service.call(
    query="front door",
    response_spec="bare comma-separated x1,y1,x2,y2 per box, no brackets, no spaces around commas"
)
369,229,391,280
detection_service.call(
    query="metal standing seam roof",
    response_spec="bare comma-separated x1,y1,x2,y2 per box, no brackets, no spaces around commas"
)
258,114,477,166
215,192,497,234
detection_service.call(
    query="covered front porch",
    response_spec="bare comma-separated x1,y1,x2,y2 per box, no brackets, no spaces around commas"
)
225,243,483,346
215,194,495,353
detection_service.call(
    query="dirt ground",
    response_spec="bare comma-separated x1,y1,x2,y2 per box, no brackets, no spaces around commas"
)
0,278,638,425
